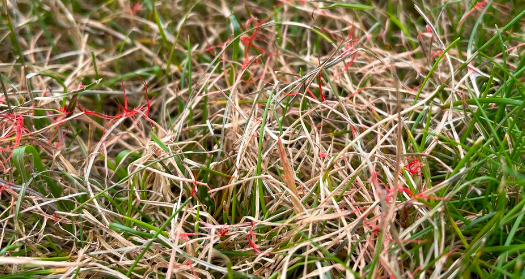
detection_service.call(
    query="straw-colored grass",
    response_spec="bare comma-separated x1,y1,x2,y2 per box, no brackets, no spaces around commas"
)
1,0,525,278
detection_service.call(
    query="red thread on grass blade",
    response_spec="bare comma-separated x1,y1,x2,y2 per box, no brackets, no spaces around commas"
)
112,80,150,119
0,114,31,165
475,0,487,7
350,125,357,137
317,56,326,102
204,40,229,55
218,224,230,237
431,49,443,58
405,156,423,176
282,91,299,97
121,81,129,111
398,187,414,197
247,222,262,254
241,56,261,71
459,1,487,26
402,84,422,94
81,79,151,120
58,105,67,115
317,71,325,102
425,25,432,34
176,232,198,278
346,86,368,99
46,104,71,147
190,180,198,197
364,219,380,236
240,18,268,70
319,27,337,41
130,2,141,14
80,109,113,120
319,152,327,158
0,182,8,197
189,179,215,201
136,75,150,117
335,28,360,78
338,55,356,78
369,171,380,186
386,187,414,202
306,89,318,100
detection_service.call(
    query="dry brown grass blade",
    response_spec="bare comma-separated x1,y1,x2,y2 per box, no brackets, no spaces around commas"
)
277,137,305,214
0,257,84,267
2,0,521,277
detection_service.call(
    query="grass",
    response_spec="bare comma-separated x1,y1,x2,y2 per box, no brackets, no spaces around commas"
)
1,0,525,278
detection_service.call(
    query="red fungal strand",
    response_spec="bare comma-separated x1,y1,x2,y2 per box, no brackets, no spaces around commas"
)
204,40,229,55
425,25,432,34
317,56,326,102
306,89,318,100
218,225,230,237
58,105,67,114
459,1,487,26
335,27,359,78
0,114,31,165
347,86,368,99
319,27,337,41
136,75,150,117
80,109,113,120
130,2,141,14
339,55,356,77
113,80,148,119
82,78,151,120
387,185,449,202
398,187,414,197
190,180,197,197
282,91,299,97
317,71,326,102
240,19,258,59
350,125,358,137
405,157,424,176
431,49,443,58
369,171,380,186
475,0,487,8
240,18,268,69
0,183,8,197
386,187,413,202
247,235,262,253
247,223,262,254
189,180,215,202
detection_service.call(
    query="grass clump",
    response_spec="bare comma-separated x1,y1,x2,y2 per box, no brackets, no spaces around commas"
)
1,0,525,278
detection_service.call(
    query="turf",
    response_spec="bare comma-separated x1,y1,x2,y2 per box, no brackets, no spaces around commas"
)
1,0,525,278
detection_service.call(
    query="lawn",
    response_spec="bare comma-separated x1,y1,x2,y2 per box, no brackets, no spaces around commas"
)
1,0,525,278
